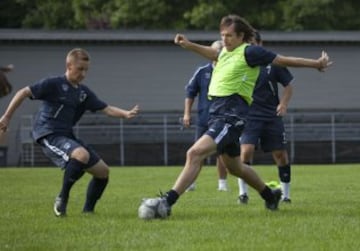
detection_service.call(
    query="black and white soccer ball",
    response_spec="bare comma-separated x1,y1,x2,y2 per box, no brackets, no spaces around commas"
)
138,198,169,220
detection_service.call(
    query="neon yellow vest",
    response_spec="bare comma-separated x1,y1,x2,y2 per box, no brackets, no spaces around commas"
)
208,43,259,104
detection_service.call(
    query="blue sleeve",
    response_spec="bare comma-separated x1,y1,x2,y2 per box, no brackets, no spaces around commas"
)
245,45,277,67
29,78,55,100
274,66,294,87
185,68,201,99
82,86,107,112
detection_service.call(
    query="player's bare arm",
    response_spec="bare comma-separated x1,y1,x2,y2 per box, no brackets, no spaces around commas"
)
103,104,139,119
0,64,14,72
277,84,293,116
0,87,32,131
273,51,332,71
174,34,218,61
183,98,194,128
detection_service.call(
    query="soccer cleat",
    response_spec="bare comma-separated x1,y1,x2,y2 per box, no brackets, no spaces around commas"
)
238,194,249,204
157,191,172,217
282,197,292,203
53,196,67,217
265,189,282,211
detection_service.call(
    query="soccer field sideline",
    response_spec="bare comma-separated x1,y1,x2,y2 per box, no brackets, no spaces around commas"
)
0,164,359,251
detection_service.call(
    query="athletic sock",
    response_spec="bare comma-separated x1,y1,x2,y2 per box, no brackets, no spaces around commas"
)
218,179,228,189
238,161,251,195
59,159,86,201
83,177,109,212
278,164,291,198
165,189,179,206
281,182,290,199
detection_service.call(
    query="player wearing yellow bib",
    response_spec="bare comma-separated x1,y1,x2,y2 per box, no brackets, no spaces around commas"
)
145,14,331,218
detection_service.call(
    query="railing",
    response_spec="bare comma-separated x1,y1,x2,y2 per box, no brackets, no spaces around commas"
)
18,111,360,166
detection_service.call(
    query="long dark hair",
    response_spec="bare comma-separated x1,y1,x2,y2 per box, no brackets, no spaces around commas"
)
220,14,255,42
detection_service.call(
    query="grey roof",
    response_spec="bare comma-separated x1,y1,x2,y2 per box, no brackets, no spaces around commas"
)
0,29,359,43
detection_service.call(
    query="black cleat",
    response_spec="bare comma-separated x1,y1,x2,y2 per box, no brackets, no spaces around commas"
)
282,197,292,203
238,194,249,204
265,189,282,211
157,191,172,217
53,196,67,217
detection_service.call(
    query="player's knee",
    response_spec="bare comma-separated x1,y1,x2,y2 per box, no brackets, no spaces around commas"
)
88,162,110,179
186,146,203,161
71,147,90,163
98,166,110,178
273,151,288,165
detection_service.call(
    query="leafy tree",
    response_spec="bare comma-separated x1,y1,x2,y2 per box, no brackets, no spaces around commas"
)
281,0,360,31
16,0,76,29
0,0,360,30
0,0,26,28
72,0,112,29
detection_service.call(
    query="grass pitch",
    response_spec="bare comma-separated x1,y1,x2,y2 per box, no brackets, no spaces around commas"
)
0,164,360,251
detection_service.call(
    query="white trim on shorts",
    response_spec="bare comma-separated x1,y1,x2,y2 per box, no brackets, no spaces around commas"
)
43,138,70,162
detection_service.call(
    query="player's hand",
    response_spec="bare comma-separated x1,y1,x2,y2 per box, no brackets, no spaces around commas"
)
126,104,139,119
0,115,9,132
317,51,332,72
174,34,190,48
276,104,287,116
182,114,191,128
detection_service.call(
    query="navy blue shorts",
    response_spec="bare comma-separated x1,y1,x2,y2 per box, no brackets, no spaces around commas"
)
205,95,249,157
240,118,287,152
195,125,208,140
38,134,100,169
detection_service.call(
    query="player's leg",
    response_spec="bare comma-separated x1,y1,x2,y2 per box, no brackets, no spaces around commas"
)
272,150,291,202
217,156,228,191
175,137,215,193
83,158,110,213
222,153,281,210
238,120,263,203
186,125,207,192
40,135,88,216
238,143,255,203
167,134,217,205
263,119,291,202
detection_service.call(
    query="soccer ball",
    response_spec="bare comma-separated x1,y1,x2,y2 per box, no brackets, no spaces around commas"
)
138,198,169,220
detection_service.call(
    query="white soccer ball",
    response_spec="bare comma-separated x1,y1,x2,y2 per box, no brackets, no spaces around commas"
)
138,198,169,220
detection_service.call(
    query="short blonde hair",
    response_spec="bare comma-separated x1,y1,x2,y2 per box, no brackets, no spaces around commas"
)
66,48,90,63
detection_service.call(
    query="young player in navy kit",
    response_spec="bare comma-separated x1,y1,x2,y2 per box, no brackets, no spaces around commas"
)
182,40,228,192
238,31,293,204
0,48,139,217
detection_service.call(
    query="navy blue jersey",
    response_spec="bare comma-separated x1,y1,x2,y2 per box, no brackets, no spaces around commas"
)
185,63,213,127
30,75,107,141
247,65,293,120
245,45,277,67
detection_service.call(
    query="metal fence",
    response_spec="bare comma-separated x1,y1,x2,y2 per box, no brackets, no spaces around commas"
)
18,111,360,166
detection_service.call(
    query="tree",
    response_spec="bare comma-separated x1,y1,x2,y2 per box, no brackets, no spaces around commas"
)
16,0,76,29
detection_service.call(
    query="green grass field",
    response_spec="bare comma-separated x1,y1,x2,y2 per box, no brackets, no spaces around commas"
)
1,164,360,251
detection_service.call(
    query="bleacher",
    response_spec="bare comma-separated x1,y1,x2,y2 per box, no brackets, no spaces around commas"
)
18,111,360,166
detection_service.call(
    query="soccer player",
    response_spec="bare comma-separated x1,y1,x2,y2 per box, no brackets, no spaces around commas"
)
0,48,139,217
238,31,293,204
145,14,331,217
183,40,228,192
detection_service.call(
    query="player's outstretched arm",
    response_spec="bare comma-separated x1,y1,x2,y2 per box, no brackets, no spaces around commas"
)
0,87,32,132
102,104,139,119
273,51,332,72
174,34,218,61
